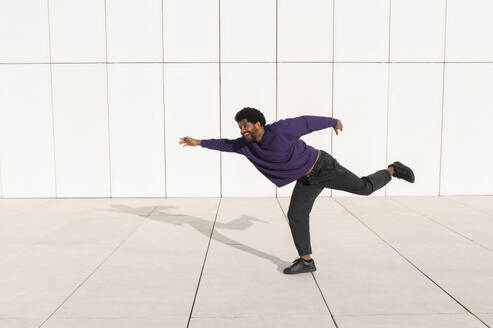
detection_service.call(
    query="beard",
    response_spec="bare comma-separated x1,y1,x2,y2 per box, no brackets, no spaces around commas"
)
244,133,255,143
243,127,257,143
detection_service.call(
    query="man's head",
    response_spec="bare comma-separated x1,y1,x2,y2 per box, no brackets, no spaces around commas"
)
234,107,266,143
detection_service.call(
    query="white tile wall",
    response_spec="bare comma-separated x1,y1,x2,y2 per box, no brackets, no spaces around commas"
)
446,0,493,62
332,64,388,197
51,64,110,197
220,63,276,197
278,0,333,62
164,64,220,197
334,0,390,62
0,0,50,63
386,64,443,196
441,64,493,195
49,0,106,62
220,0,276,62
107,64,165,197
163,0,219,62
0,65,55,197
390,0,446,62
277,63,333,197
1,1,492,198
106,0,162,62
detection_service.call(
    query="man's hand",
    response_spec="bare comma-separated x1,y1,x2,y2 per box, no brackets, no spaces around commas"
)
179,136,201,147
334,120,343,135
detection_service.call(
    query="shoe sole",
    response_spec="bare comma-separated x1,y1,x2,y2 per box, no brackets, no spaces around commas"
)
283,267,317,274
393,161,415,183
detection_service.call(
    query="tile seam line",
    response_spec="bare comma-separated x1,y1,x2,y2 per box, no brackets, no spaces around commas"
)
46,0,58,198
3,61,493,64
104,0,112,198
187,311,485,318
332,197,491,328
19,316,185,319
275,197,340,328
186,198,222,328
438,0,449,195
190,314,335,318
1,196,179,199
0,314,334,319
330,0,335,198
390,197,493,253
333,311,477,317
443,196,493,219
218,0,222,198
37,206,159,328
160,0,167,198
384,0,392,197
275,0,278,199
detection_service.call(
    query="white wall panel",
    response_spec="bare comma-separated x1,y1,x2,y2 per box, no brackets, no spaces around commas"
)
106,0,162,62
390,0,446,62
278,0,333,62
441,64,493,195
220,63,276,197
107,64,165,197
49,0,106,62
164,64,220,197
0,65,55,197
221,0,275,62
1,0,491,198
0,0,50,62
446,0,493,62
334,0,390,61
51,64,110,197
163,0,219,62
387,64,443,196
277,63,333,197
332,64,388,197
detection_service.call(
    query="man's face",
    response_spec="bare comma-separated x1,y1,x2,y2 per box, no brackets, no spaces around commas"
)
238,118,259,143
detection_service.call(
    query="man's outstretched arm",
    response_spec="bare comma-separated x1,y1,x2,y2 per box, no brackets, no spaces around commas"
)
179,136,244,154
271,115,342,139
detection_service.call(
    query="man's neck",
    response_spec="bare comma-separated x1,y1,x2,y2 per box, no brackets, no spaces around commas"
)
256,127,265,142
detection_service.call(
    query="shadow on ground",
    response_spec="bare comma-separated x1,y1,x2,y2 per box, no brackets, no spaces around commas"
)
97,204,292,273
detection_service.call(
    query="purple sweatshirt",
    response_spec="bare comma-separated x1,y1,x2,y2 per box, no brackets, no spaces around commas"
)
200,115,338,187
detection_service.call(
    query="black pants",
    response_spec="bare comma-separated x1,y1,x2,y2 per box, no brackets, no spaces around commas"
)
287,149,392,256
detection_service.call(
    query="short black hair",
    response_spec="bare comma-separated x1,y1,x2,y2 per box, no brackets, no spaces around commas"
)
234,107,266,126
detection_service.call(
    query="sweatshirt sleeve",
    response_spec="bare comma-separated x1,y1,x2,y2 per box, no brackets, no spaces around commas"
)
271,115,338,140
200,137,245,154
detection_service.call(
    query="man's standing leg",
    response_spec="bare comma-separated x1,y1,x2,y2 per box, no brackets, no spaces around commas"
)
283,178,323,274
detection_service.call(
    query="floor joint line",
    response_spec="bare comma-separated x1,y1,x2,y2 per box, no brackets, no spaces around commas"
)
443,196,493,219
275,197,339,328
186,198,222,328
332,197,490,328
37,206,158,328
391,197,493,254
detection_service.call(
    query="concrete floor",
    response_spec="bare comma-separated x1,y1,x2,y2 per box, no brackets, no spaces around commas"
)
0,195,492,328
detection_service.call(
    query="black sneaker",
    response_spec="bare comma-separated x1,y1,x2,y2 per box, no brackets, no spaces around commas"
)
389,161,415,183
283,258,316,274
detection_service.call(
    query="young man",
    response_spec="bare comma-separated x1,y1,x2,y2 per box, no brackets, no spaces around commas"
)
179,107,415,274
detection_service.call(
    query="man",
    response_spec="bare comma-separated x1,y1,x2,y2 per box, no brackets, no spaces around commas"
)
179,107,415,274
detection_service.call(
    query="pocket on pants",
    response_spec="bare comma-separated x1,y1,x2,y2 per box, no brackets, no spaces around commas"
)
318,152,337,173
301,151,337,185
